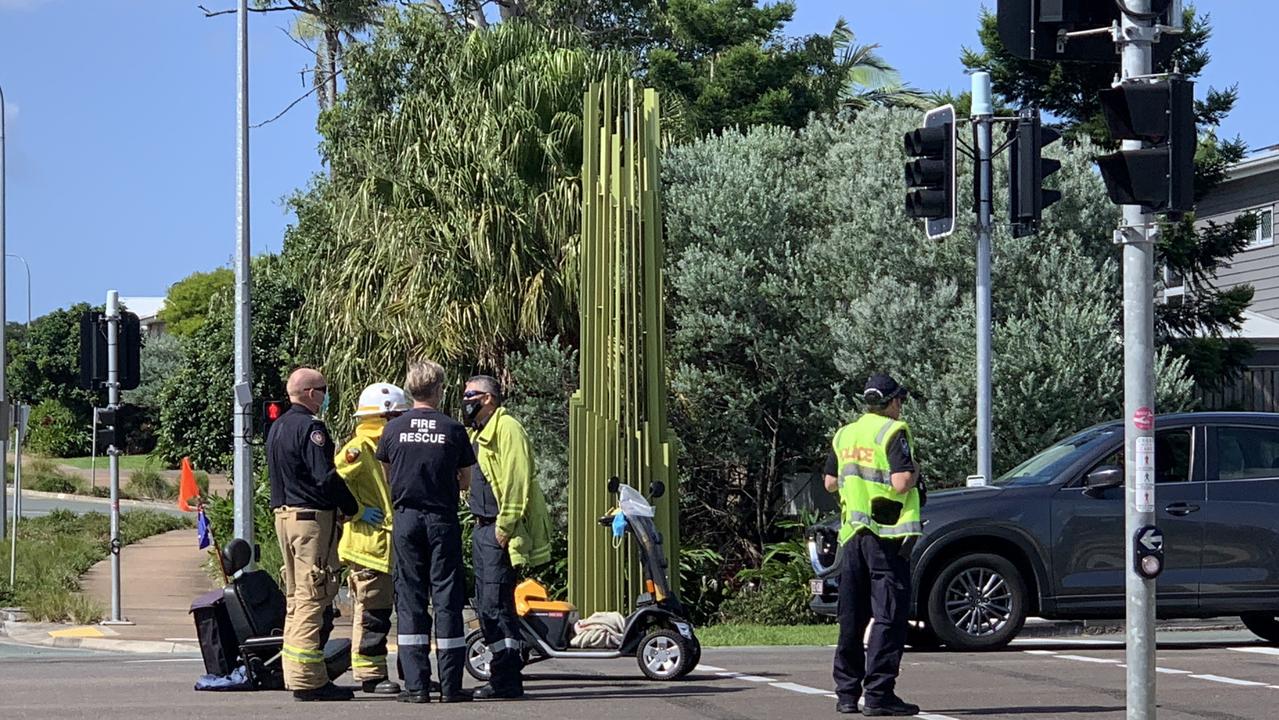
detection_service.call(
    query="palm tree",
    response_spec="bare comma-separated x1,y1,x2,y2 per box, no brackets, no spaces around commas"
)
832,19,931,112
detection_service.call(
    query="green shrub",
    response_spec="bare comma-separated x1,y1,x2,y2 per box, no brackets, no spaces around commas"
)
717,519,831,626
125,461,176,500
27,399,89,458
26,458,83,494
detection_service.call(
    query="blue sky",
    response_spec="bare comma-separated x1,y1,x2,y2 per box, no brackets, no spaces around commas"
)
0,0,1273,319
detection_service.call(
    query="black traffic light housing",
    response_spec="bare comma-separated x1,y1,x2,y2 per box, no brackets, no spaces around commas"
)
1009,108,1063,237
1096,77,1196,216
904,104,957,240
261,399,291,441
996,0,1181,63
94,407,117,449
78,311,142,391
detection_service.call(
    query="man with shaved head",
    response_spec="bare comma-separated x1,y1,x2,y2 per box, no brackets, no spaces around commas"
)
268,366,360,701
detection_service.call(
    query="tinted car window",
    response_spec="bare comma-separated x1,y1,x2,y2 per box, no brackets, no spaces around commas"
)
1083,428,1192,484
995,425,1121,487
1214,426,1279,481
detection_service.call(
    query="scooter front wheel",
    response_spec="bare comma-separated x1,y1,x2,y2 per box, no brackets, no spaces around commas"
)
465,632,492,682
637,628,692,681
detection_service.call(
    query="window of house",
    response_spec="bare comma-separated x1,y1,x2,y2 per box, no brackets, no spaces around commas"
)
1248,206,1274,249
1161,265,1185,307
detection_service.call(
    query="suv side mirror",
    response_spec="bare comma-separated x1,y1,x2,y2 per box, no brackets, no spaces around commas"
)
1084,465,1124,497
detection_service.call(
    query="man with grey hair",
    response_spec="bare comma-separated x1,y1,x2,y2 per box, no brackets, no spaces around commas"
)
376,360,475,703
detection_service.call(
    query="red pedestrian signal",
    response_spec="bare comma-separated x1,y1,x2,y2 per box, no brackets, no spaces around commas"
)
261,399,290,441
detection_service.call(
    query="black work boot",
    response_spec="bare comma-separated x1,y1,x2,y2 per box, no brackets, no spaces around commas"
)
836,695,861,714
439,687,474,703
474,683,525,700
362,678,402,695
396,690,430,703
292,682,354,702
862,695,920,717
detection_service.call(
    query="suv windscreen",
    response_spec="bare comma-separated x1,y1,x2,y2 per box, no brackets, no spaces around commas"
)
993,425,1122,487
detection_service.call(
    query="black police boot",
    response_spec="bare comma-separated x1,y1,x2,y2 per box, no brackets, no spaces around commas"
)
835,695,861,714
439,687,474,703
862,695,920,717
362,678,402,695
396,690,431,704
474,683,525,700
292,682,354,702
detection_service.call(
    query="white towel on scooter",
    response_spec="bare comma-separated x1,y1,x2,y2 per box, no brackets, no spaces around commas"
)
570,611,626,648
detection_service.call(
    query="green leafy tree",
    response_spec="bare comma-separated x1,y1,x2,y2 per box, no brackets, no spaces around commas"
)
154,256,300,470
158,268,233,338
961,7,1256,390
283,14,628,420
7,303,99,423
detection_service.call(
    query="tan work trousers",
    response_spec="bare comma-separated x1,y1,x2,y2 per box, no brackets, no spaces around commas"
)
347,562,394,681
275,507,341,691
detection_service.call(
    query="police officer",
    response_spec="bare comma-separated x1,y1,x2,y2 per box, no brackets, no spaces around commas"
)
375,360,476,704
462,375,553,701
268,367,359,702
823,373,922,717
335,382,410,695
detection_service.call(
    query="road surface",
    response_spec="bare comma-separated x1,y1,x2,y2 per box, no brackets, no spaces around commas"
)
1,630,1276,719
3,487,184,519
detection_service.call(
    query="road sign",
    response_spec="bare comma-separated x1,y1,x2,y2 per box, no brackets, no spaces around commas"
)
1137,526,1163,552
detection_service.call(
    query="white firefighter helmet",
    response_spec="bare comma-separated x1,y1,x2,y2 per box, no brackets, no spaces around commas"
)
353,382,410,418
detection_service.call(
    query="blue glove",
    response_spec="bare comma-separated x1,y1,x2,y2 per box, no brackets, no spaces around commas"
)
359,506,385,526
611,511,628,538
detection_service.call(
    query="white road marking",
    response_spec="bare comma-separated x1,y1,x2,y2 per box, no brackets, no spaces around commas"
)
1230,646,1279,657
694,663,725,672
124,658,204,664
737,675,773,683
1010,637,1122,646
1023,649,1057,655
1156,668,1192,675
769,682,830,695
1190,674,1269,687
1055,654,1121,664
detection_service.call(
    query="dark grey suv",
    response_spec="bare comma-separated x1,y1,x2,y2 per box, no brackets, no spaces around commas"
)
806,412,1279,651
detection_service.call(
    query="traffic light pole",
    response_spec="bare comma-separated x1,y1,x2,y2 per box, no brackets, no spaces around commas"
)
971,72,995,485
0,82,8,543
103,290,130,625
1118,2,1157,718
232,0,255,554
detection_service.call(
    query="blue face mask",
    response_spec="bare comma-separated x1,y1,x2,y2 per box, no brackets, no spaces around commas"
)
611,511,628,538
318,391,330,417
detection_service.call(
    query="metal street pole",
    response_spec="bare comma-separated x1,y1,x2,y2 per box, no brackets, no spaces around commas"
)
9,405,24,587
232,0,255,551
0,83,9,542
1118,1,1157,718
103,290,129,624
972,71,995,484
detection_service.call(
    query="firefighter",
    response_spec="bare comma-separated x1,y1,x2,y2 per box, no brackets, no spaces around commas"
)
335,382,410,695
375,360,476,703
267,367,359,702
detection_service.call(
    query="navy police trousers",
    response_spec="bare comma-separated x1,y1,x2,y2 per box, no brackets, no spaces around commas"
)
833,530,911,706
472,520,524,694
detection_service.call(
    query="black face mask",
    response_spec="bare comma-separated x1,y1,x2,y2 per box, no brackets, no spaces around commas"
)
462,400,484,428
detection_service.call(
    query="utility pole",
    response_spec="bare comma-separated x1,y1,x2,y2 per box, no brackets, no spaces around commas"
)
1118,2,1157,718
971,71,994,485
103,291,129,625
0,83,8,542
232,0,255,551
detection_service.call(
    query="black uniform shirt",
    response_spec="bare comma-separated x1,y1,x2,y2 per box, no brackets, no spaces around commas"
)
375,408,477,515
824,427,916,477
267,404,359,514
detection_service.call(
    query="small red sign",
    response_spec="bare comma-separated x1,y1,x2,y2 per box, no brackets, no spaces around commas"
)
1134,407,1154,431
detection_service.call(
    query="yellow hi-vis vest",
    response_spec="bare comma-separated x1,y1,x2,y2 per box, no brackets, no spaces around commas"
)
832,413,923,544
335,420,393,574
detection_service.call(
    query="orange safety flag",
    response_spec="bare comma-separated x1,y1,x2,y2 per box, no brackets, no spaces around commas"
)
177,456,200,512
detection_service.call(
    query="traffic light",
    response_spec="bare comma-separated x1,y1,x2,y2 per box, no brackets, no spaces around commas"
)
95,407,117,449
1095,77,1196,215
261,399,290,441
1009,109,1063,237
78,311,142,391
996,0,1181,63
904,104,956,240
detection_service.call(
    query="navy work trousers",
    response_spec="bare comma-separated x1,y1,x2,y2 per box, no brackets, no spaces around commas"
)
472,521,523,693
833,530,911,706
392,508,467,696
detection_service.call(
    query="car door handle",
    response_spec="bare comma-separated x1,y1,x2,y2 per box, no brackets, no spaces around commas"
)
1164,502,1201,516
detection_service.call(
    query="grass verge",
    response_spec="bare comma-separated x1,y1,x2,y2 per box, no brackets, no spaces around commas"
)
51,455,162,472
698,624,838,647
0,509,190,622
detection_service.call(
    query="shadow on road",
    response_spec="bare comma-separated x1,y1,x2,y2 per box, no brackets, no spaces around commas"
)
936,706,1125,716
526,682,748,701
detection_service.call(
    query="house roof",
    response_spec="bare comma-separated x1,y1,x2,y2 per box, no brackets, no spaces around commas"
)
1227,146,1279,182
119,296,166,321
1226,310,1279,341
